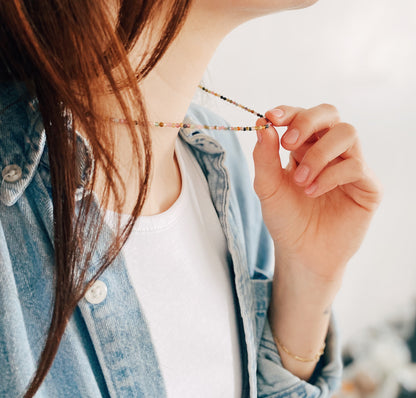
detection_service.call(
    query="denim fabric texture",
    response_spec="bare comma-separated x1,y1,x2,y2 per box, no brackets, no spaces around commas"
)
0,82,343,397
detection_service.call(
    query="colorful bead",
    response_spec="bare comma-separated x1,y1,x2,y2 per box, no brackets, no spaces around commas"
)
110,85,270,132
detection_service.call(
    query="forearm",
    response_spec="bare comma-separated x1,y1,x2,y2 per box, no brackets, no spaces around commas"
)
268,252,343,381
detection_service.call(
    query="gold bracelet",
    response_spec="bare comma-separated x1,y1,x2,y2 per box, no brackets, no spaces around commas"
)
274,335,326,363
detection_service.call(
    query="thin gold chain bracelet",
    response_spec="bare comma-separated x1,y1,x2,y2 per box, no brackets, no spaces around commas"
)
274,335,326,363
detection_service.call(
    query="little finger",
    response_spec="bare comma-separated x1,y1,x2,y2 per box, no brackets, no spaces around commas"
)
304,157,366,197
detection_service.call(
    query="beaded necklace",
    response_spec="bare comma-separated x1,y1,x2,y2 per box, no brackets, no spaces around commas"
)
110,85,271,131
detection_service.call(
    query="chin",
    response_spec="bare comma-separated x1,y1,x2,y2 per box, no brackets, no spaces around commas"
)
286,0,320,10
193,0,321,26
236,0,320,15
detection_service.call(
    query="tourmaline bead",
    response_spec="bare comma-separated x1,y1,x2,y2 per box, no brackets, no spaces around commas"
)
111,85,266,133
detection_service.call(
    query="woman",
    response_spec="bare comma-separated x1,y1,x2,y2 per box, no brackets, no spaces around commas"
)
0,0,382,397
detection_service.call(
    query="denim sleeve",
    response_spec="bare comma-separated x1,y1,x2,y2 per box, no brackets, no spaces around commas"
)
252,276,343,398
186,103,343,397
219,129,343,397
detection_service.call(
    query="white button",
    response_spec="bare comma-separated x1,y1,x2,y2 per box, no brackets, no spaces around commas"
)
2,164,22,183
84,280,107,304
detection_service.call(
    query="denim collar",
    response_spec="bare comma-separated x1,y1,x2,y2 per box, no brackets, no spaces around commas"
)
0,81,224,207
0,82,45,206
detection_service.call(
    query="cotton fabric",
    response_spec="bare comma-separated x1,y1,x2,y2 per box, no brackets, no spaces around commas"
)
0,81,342,397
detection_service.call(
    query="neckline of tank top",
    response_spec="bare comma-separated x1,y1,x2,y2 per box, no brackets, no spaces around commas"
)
103,139,192,233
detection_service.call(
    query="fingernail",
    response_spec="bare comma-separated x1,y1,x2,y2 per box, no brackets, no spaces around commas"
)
283,129,299,145
294,164,309,183
270,108,284,118
305,182,318,195
256,130,263,144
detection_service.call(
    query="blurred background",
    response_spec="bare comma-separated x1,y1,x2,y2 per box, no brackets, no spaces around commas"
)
196,0,416,396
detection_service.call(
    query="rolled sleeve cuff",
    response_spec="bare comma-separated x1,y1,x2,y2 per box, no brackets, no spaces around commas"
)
257,311,343,398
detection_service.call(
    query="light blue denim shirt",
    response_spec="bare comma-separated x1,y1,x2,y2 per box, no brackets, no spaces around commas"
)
0,82,342,397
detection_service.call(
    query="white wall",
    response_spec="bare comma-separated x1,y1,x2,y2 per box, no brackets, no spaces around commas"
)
201,0,416,343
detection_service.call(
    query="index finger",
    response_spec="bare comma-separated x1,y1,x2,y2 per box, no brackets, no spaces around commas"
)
264,106,305,127
267,104,341,151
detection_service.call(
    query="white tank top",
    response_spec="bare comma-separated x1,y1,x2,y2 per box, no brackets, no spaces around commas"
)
105,137,242,397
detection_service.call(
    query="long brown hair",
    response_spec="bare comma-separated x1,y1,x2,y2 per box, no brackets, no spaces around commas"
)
0,0,193,396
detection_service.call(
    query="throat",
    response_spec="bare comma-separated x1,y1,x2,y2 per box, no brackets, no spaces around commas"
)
94,144,182,218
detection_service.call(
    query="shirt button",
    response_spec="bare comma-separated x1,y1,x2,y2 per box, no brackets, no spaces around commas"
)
84,280,108,304
2,164,23,183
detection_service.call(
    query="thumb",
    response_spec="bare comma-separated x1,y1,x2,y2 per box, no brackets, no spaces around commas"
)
253,118,284,201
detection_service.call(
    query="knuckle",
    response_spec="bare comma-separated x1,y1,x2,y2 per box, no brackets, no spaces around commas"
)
252,178,261,195
253,179,280,203
304,145,327,166
319,167,337,188
319,103,337,113
339,122,357,138
293,110,314,129
253,150,276,166
253,147,279,167
353,158,366,177
354,158,372,178
319,103,340,121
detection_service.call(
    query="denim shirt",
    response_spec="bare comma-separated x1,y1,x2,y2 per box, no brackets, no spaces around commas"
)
0,82,342,397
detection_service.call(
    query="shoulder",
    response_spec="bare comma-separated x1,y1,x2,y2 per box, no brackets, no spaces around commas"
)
183,102,246,164
182,102,252,194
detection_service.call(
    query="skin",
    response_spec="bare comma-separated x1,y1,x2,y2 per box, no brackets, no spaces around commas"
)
101,0,382,382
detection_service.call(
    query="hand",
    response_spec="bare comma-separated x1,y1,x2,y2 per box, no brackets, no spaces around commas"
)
253,104,382,285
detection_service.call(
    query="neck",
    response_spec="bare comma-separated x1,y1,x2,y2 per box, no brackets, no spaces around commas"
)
90,1,315,215
140,9,237,142
96,7,248,215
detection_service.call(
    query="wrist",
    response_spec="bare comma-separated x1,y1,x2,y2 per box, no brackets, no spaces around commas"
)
275,268,342,306
268,268,334,381
274,250,344,306
270,273,335,324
